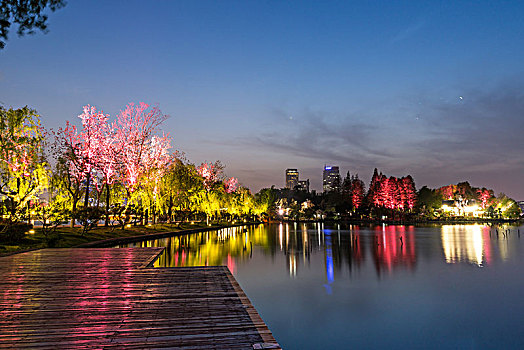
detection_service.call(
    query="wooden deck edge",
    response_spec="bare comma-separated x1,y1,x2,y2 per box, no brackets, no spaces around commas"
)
224,267,281,350
140,247,166,268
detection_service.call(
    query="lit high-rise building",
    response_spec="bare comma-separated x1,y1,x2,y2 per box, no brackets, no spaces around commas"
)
297,179,310,192
323,165,340,193
285,169,299,189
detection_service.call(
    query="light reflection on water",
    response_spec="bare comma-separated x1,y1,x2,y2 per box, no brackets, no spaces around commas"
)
120,223,524,349
441,224,518,266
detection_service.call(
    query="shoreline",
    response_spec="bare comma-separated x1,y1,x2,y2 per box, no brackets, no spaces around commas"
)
273,218,523,225
75,221,262,248
0,221,262,256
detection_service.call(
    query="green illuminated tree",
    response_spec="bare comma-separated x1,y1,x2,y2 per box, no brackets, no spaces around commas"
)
0,106,48,228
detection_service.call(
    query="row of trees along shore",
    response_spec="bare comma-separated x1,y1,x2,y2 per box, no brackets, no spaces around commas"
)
1,104,521,243
267,169,521,221
0,104,272,242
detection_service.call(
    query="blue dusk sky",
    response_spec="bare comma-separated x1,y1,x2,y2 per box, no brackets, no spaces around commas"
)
1,0,524,199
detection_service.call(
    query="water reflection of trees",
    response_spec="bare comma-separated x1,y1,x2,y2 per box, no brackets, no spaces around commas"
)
128,223,419,277
124,223,519,277
371,225,416,276
151,226,270,268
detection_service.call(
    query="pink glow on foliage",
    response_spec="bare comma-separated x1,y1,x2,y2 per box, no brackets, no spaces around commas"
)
78,105,110,173
197,162,219,190
369,170,416,211
58,102,171,192
477,189,492,209
225,177,238,193
351,179,364,209
115,103,170,191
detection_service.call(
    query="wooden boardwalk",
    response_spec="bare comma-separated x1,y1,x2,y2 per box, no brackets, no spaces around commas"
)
0,248,280,349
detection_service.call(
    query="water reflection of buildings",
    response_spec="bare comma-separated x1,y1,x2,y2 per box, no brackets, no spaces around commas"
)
441,225,499,266
279,223,311,278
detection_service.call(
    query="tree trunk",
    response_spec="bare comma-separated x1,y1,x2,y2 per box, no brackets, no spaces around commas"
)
70,199,77,228
105,184,110,227
84,173,90,208
168,196,173,223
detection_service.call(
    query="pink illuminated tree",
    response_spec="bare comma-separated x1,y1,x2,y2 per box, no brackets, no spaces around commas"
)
477,188,493,209
439,185,455,200
55,102,171,227
54,105,112,226
75,105,111,207
225,177,239,193
114,102,169,193
197,161,223,190
109,103,172,226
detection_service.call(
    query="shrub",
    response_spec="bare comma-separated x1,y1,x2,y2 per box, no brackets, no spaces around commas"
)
0,222,32,243
74,207,104,235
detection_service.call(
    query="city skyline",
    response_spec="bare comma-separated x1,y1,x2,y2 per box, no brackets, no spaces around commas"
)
1,1,523,199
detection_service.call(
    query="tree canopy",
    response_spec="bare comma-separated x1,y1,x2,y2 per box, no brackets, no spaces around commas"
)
0,0,66,49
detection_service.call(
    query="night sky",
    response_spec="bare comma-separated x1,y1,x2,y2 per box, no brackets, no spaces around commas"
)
1,1,523,199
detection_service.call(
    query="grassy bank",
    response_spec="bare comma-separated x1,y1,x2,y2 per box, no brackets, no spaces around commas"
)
0,221,253,256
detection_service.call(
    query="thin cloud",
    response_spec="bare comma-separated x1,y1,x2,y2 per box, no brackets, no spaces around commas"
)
390,18,427,44
413,81,524,165
251,109,396,167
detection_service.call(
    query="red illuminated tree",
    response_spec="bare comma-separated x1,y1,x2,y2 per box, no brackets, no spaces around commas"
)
367,169,416,214
350,175,365,209
439,185,454,200
400,175,417,210
367,168,382,207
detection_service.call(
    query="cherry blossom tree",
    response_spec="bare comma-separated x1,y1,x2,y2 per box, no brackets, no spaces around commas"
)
54,106,111,226
197,161,223,190
114,102,168,193
225,177,238,193
54,102,172,227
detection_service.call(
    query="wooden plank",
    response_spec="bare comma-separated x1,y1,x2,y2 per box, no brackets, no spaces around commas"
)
0,248,280,349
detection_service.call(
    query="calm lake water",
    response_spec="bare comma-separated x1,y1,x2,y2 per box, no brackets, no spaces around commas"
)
120,223,524,349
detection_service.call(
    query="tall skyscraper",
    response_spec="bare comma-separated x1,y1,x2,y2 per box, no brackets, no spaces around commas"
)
285,169,299,189
323,165,340,193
